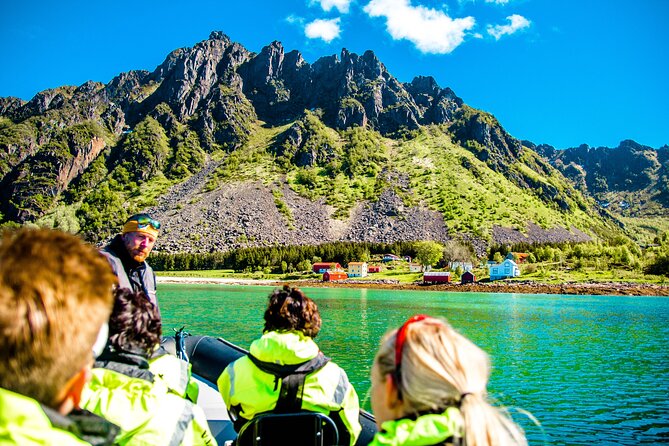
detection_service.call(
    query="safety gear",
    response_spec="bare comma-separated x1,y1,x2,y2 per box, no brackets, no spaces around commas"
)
368,408,464,446
218,330,361,446
0,387,117,445
122,214,160,238
149,354,200,402
81,368,216,446
101,235,158,309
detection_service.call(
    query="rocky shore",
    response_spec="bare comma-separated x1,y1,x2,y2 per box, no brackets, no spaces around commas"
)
157,276,669,296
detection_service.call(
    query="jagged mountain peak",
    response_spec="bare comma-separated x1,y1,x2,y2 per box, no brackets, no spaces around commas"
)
1,29,659,249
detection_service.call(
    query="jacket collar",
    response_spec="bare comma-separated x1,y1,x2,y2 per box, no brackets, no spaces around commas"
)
95,348,154,382
372,408,464,446
43,406,120,446
249,330,320,365
0,387,118,446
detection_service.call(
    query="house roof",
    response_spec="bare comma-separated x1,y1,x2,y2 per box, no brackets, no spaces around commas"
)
313,262,340,268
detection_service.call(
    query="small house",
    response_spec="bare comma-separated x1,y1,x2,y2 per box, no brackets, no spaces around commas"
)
488,259,520,281
313,262,342,273
368,265,381,273
506,252,529,264
461,271,476,284
323,271,348,282
382,254,401,262
409,263,423,273
423,272,451,284
348,262,368,278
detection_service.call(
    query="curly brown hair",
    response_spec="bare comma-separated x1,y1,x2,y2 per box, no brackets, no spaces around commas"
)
263,285,321,338
108,288,162,355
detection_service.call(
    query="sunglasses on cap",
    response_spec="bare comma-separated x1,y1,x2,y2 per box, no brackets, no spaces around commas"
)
133,215,161,230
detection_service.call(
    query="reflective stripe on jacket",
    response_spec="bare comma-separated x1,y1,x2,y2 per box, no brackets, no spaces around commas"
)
368,408,464,446
81,368,216,446
149,354,200,402
0,387,94,446
218,330,361,446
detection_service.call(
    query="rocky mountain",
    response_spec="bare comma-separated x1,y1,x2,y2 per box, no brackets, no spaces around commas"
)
0,31,656,255
533,140,669,217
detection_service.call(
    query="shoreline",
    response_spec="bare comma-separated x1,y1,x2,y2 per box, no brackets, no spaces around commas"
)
156,276,669,296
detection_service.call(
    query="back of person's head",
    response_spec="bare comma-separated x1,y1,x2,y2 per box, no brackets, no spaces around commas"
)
263,285,321,338
0,228,116,408
373,315,527,446
107,288,161,355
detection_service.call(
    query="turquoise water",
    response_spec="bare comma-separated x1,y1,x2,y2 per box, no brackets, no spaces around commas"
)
159,284,669,445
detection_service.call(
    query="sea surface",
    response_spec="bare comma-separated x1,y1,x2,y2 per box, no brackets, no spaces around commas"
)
159,284,669,445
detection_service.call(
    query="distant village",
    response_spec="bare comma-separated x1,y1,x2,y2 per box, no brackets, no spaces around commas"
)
314,253,526,284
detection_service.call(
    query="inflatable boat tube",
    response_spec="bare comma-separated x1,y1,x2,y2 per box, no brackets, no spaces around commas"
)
161,335,378,445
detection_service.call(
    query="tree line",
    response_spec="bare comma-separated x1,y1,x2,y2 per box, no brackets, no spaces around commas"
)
151,241,422,273
150,235,669,278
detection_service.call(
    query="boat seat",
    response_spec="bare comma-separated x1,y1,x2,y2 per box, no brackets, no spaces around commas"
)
235,412,340,446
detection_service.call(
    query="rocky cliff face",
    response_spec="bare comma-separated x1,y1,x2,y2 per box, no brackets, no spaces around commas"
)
535,140,669,212
1,30,643,252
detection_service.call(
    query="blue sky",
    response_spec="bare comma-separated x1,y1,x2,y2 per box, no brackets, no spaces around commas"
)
1,0,667,149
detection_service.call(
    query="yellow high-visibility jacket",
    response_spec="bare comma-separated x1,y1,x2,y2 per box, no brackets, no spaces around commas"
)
81,367,216,446
218,330,361,446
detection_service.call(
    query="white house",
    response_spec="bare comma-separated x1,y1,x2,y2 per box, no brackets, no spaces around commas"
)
448,261,473,272
348,262,368,278
488,259,520,281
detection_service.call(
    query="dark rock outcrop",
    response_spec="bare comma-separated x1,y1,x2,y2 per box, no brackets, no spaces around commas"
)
0,30,639,250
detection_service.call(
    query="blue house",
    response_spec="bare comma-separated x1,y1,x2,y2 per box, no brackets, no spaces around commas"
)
488,259,520,281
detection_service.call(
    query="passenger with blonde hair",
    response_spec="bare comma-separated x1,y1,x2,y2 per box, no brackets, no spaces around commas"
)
369,314,527,446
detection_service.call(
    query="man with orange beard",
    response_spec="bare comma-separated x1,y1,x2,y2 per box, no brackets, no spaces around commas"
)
101,213,161,314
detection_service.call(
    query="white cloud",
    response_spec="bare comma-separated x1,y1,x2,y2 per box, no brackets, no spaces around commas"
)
487,14,531,40
316,0,353,14
364,0,476,54
286,15,305,25
305,18,342,43
485,0,510,4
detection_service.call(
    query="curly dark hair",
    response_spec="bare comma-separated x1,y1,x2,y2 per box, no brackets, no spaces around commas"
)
263,285,321,338
108,288,162,354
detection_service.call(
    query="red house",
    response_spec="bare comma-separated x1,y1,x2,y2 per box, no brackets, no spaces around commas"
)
460,271,476,284
423,272,451,284
368,265,381,273
323,271,348,282
313,262,342,273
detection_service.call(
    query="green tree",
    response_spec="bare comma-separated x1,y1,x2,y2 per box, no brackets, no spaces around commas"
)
415,241,444,268
296,259,311,272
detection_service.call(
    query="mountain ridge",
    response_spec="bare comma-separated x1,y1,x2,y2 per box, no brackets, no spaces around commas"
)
1,31,665,254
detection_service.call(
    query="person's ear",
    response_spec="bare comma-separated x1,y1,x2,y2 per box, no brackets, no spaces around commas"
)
56,365,92,415
385,374,402,408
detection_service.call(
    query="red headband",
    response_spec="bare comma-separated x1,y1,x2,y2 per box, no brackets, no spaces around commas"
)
394,314,430,376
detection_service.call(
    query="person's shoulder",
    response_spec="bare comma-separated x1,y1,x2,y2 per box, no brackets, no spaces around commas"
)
89,368,155,394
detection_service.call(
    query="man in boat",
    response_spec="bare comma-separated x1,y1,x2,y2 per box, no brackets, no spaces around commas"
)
101,213,160,312
0,228,119,445
101,214,200,405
